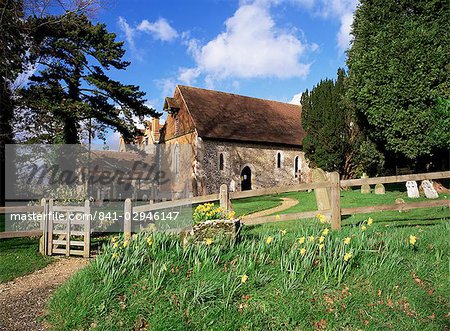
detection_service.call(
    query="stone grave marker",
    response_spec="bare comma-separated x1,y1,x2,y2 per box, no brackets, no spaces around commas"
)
312,168,331,220
360,173,371,194
421,180,439,199
374,183,385,195
406,181,420,198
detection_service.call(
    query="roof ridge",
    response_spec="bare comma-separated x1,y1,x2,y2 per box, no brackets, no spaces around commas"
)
176,85,300,108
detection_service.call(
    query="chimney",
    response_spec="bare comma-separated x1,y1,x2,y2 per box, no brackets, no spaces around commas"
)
151,117,160,142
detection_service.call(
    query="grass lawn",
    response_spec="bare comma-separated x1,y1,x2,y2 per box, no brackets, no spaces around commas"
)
46,219,450,330
0,238,53,283
231,195,282,217
231,187,449,226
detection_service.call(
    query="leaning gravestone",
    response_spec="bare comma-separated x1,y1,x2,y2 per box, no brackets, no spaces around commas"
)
421,180,439,199
312,168,331,218
374,183,385,195
360,173,371,194
406,181,420,198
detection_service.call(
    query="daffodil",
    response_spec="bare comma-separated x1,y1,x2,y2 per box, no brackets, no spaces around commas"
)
367,217,373,226
343,252,353,262
300,248,307,256
316,214,326,224
280,229,287,236
112,252,119,259
319,243,324,251
409,235,417,245
123,240,129,248
111,236,118,243
266,236,273,244
308,236,315,242
276,214,281,220
205,238,214,246
344,237,351,245
298,237,305,244
361,225,367,232
322,228,329,236
147,237,153,246
318,236,325,243
241,274,248,284
113,242,119,249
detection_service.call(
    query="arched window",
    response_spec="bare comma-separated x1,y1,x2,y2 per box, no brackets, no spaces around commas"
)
173,143,179,175
219,153,224,171
277,152,281,168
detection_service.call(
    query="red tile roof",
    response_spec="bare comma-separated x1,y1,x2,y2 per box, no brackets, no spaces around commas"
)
177,85,305,146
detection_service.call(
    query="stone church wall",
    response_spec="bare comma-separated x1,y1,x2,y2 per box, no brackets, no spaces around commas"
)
196,138,311,195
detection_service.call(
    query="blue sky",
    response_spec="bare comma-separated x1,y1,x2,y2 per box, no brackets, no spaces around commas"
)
92,0,358,147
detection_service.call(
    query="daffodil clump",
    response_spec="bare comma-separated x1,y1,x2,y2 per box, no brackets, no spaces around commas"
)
193,203,236,224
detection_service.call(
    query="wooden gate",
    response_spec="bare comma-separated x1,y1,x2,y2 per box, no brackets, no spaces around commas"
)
45,199,91,258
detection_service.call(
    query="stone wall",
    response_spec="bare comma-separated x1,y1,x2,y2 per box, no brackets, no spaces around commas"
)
196,138,311,194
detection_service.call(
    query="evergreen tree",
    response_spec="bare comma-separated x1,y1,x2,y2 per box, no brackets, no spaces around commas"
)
346,0,450,170
19,12,157,144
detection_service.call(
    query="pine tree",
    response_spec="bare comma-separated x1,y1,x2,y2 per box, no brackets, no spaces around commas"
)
19,12,158,144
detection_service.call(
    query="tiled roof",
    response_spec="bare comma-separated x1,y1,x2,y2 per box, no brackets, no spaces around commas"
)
177,85,305,146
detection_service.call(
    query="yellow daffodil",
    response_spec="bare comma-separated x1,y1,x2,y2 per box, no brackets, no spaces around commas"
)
266,236,273,244
112,252,119,259
322,228,329,236
111,236,118,243
241,274,248,284
367,217,373,226
344,237,351,245
298,237,305,244
276,214,281,220
147,237,153,246
316,213,326,224
280,229,287,236
308,236,315,242
409,235,417,245
300,248,307,256
205,238,214,246
113,242,119,249
319,243,324,251
361,225,367,232
343,252,353,262
318,236,325,243
123,240,129,248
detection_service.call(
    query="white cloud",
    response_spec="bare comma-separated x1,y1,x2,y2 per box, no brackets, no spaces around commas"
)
337,12,354,53
178,67,201,85
137,18,178,41
182,2,311,82
290,92,302,104
117,16,136,49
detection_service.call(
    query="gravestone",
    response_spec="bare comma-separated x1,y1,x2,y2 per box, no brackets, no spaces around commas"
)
360,173,371,194
406,181,420,198
312,168,331,219
374,183,385,195
421,180,439,199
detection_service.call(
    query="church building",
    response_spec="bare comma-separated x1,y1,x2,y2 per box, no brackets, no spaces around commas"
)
158,85,311,196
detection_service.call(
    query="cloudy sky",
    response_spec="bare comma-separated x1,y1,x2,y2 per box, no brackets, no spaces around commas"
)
95,0,358,147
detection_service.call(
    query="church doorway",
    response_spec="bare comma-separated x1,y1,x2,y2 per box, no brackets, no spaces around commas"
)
241,166,252,191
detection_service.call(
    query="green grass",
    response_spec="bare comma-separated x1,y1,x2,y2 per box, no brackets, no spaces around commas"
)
46,219,450,330
231,195,282,217
230,188,450,227
0,238,53,283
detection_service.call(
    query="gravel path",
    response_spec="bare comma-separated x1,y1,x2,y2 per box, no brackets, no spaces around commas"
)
0,257,89,331
241,197,299,223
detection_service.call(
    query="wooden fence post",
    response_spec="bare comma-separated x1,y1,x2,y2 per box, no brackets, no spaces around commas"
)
39,198,47,255
47,199,54,255
84,200,91,258
219,184,230,212
330,172,341,231
124,198,132,237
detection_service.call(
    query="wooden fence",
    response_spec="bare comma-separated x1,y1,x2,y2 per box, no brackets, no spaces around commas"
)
124,170,449,234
